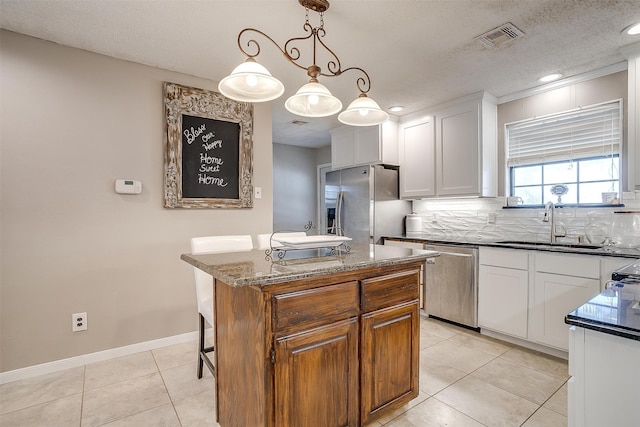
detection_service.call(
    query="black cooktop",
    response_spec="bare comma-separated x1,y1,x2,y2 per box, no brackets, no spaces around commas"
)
611,259,640,281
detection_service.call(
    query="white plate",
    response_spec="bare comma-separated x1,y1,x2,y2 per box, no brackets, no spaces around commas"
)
273,235,352,249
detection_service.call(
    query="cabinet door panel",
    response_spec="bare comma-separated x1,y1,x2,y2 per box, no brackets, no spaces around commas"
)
533,273,600,350
436,102,480,196
479,265,528,338
275,319,359,427
361,301,419,424
331,127,355,169
355,126,381,165
399,119,435,198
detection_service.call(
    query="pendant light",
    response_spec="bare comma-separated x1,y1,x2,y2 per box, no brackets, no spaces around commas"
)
285,80,342,117
338,94,389,126
218,0,388,126
218,58,284,102
284,65,342,117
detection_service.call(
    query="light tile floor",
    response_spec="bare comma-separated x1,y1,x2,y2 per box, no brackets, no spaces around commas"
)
0,317,568,426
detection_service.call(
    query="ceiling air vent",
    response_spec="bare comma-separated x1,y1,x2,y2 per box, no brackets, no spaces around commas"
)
476,22,524,48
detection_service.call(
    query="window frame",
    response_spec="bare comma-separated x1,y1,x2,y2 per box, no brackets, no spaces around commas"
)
508,154,621,207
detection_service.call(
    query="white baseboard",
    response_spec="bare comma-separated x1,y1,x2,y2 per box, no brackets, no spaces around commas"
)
481,329,569,360
0,330,205,385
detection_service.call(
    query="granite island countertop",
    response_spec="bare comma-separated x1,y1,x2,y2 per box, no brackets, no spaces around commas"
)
565,282,640,341
181,244,439,288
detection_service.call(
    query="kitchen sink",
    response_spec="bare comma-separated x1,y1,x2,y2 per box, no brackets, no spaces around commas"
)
495,240,603,250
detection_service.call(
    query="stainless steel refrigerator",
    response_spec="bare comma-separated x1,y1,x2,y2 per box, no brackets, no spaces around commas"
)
324,165,411,246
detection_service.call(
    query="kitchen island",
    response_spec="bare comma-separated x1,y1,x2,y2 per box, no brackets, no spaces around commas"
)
181,244,438,427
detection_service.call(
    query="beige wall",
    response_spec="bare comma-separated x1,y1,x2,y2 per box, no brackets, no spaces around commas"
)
497,71,628,195
0,31,274,372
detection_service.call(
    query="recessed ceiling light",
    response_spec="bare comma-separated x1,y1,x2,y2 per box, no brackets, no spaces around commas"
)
624,22,640,35
389,106,404,113
538,73,562,83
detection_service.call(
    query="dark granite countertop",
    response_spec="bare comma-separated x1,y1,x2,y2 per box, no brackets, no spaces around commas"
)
181,244,439,288
565,283,640,341
383,235,640,258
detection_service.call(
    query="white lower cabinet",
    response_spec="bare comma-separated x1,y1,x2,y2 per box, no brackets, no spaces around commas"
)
531,253,600,351
532,273,599,350
479,248,529,339
479,247,614,354
569,326,640,427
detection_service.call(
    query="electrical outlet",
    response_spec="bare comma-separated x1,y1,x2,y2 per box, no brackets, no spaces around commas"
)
487,213,496,224
72,312,87,332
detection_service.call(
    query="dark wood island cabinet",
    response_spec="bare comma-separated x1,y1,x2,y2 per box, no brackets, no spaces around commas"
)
181,244,438,427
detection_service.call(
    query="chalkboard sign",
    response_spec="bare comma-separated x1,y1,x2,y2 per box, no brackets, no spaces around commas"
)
163,82,253,208
181,114,240,200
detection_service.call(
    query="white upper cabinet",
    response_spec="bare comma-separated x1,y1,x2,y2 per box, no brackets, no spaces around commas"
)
331,126,355,169
331,121,399,169
399,117,435,198
399,92,498,198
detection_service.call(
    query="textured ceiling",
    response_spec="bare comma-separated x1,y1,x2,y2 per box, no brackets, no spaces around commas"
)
1,0,639,148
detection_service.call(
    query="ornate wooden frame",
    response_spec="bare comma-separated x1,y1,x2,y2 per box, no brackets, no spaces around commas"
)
163,82,254,208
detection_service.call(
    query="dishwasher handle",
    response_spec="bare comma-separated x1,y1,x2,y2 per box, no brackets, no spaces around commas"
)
425,251,474,259
424,246,477,259
439,252,474,258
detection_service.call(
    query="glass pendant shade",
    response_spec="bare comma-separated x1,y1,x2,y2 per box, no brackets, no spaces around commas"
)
218,58,285,102
338,94,389,126
285,81,343,117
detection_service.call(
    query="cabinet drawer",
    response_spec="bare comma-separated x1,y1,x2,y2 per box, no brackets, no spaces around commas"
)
273,281,359,334
361,270,420,312
480,247,528,270
535,253,599,279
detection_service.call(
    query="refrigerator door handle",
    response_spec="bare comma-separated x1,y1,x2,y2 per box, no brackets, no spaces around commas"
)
336,191,344,236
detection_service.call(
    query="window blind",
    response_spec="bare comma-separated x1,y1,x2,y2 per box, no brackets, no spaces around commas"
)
506,99,622,167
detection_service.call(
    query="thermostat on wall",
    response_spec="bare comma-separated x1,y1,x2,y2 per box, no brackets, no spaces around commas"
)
115,179,142,194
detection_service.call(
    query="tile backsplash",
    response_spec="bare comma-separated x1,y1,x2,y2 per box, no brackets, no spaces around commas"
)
411,192,640,244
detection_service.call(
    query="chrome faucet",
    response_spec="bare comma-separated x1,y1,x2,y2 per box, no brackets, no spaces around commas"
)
543,201,565,243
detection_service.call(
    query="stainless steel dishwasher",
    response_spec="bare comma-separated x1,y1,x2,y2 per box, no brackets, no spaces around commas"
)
423,244,478,329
